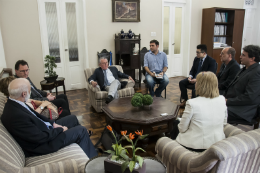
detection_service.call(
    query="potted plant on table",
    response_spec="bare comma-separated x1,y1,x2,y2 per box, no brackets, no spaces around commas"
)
44,55,58,83
131,93,153,108
104,125,149,173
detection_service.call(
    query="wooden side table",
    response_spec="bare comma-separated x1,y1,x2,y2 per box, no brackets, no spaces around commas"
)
40,77,66,95
85,155,166,173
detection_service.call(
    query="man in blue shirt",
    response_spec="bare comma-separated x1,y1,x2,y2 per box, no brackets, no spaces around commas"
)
144,40,169,97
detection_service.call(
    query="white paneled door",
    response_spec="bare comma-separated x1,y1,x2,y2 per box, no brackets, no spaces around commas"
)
38,0,85,91
163,2,185,77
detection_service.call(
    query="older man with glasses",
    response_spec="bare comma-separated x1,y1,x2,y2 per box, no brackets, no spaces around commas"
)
179,44,216,107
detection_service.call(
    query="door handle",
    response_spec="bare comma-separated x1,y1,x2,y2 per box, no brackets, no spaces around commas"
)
65,49,68,51
172,43,175,45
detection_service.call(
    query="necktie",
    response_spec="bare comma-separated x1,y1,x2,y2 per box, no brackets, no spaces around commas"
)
195,59,203,78
30,84,43,98
103,70,109,86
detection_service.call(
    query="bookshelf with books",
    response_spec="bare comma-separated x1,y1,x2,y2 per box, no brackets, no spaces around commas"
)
201,8,245,73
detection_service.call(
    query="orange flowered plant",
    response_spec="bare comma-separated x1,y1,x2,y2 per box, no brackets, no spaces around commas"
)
121,130,127,136
105,126,128,162
107,125,112,132
120,130,149,173
128,133,135,140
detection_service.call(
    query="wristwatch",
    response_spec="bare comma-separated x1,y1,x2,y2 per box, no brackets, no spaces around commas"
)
40,106,44,110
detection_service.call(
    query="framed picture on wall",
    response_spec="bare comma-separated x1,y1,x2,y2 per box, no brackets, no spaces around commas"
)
112,0,140,22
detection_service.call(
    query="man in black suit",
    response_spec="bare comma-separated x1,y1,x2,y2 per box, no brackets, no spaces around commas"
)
217,47,240,95
1,78,97,158
14,60,70,116
88,57,134,104
225,45,260,124
179,44,216,107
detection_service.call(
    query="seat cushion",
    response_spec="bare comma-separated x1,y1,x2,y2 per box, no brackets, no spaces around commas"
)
0,122,25,172
25,143,88,172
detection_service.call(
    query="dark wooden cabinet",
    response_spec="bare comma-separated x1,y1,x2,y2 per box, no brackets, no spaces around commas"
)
201,7,245,73
115,34,141,87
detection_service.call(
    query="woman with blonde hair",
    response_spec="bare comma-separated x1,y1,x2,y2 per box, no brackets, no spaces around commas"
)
171,72,227,152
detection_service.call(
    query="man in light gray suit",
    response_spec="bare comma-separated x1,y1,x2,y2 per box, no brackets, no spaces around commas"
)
225,45,260,124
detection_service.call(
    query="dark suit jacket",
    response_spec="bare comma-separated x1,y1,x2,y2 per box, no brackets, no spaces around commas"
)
1,99,65,157
88,66,129,91
14,75,48,101
189,55,216,78
225,63,260,122
217,59,240,94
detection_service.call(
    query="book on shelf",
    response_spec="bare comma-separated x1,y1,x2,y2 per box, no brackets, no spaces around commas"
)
215,12,228,23
214,25,227,35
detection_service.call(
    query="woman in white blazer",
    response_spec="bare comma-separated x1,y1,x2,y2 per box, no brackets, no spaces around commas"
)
173,72,227,151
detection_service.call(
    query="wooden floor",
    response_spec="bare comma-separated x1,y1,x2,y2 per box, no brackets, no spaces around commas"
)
60,76,189,157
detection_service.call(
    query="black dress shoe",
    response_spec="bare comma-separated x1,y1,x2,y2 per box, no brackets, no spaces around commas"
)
105,95,114,104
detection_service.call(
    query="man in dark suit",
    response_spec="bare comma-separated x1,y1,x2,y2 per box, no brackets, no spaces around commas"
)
88,57,134,104
217,47,240,95
225,45,260,124
1,78,97,158
179,44,216,107
14,60,70,115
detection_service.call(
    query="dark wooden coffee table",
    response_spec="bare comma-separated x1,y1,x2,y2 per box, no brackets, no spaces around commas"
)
102,97,179,148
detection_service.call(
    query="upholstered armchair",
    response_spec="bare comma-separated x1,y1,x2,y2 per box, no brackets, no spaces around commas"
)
84,65,135,112
155,124,260,173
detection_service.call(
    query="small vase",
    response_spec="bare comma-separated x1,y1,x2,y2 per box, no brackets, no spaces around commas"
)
143,105,151,110
128,29,134,39
104,155,146,173
133,43,139,55
121,29,125,39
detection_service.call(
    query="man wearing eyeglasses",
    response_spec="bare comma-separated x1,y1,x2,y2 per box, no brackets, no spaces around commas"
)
179,44,216,107
14,60,70,114
225,45,260,125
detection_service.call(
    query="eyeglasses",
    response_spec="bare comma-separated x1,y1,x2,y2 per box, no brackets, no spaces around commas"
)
19,69,30,73
196,51,204,54
101,62,108,65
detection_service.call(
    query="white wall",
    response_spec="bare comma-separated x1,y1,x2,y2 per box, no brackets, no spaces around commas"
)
0,0,44,88
188,0,244,72
0,25,6,69
85,0,162,69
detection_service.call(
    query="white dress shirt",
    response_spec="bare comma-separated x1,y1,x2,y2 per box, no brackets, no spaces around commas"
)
103,68,115,85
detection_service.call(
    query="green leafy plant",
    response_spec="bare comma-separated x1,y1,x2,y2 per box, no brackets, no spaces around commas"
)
131,93,153,107
134,92,143,99
142,94,153,105
131,95,143,107
105,126,129,161
121,130,149,173
44,55,57,77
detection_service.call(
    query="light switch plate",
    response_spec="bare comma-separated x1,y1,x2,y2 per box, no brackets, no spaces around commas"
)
151,32,156,36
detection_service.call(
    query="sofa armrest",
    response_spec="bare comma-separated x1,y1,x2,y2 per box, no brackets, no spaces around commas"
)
23,159,81,173
224,123,244,138
88,84,101,93
119,78,135,88
155,137,198,171
156,137,221,172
